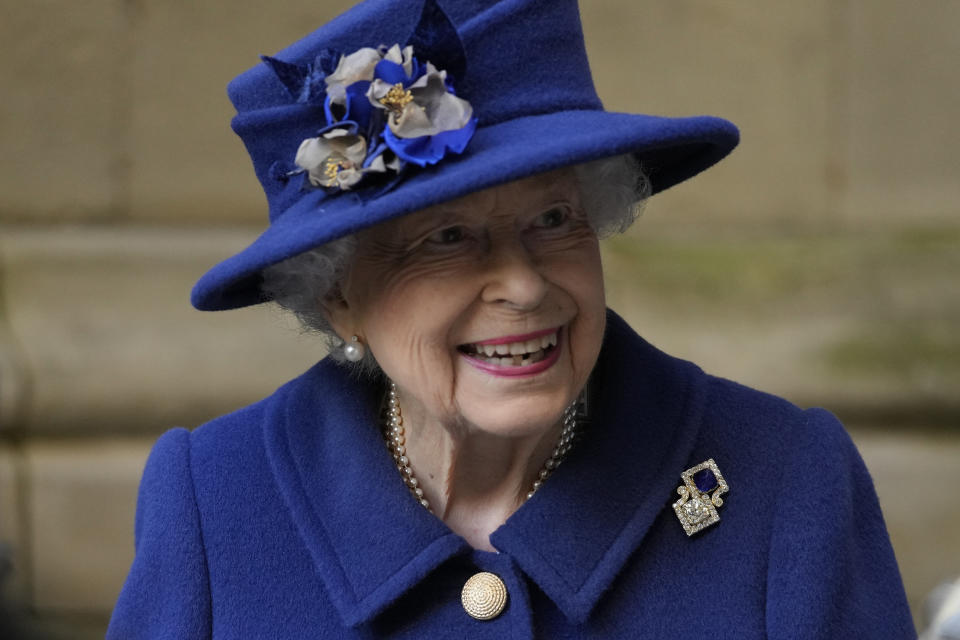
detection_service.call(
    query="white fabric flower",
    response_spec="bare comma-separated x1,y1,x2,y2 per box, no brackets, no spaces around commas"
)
324,47,382,103
368,63,473,139
380,44,415,77
295,129,369,190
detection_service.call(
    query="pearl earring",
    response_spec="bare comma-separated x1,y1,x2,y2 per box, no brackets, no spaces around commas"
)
343,335,365,362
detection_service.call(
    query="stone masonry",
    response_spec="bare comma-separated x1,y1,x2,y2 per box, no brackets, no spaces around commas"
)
1,1,958,635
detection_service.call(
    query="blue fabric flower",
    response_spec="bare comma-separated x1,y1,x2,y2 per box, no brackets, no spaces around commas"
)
324,80,374,131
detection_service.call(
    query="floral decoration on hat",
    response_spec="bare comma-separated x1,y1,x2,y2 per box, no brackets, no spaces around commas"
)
261,2,476,193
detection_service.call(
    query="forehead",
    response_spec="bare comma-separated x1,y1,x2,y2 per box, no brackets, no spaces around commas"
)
415,167,579,220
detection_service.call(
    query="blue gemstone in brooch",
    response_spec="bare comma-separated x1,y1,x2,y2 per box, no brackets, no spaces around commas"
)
672,458,729,536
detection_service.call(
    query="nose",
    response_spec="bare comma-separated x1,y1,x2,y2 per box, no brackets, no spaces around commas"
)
480,237,548,311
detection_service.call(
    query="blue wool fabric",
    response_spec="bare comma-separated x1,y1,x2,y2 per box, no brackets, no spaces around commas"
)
108,311,915,638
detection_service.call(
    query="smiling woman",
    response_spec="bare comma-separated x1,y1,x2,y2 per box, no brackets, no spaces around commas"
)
108,0,914,637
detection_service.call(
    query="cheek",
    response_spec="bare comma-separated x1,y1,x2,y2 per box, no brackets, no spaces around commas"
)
362,306,455,409
360,287,453,367
355,267,471,350
546,239,605,312
554,243,606,366
577,245,606,307
350,267,476,415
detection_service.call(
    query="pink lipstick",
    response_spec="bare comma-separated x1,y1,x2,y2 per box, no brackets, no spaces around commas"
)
459,327,563,377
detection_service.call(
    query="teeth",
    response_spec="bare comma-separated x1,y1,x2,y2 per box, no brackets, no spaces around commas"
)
464,329,560,364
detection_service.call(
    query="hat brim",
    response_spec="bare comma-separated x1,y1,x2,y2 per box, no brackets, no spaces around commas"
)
192,109,738,311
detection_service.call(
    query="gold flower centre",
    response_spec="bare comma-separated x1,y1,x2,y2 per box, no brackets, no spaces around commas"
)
324,157,351,184
379,83,414,114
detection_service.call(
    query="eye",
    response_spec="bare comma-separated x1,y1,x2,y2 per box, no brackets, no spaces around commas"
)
426,225,467,245
533,206,570,229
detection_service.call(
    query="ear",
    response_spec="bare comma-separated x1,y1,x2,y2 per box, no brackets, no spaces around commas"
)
320,283,361,345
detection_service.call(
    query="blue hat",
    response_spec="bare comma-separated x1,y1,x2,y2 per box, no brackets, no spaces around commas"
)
192,0,739,311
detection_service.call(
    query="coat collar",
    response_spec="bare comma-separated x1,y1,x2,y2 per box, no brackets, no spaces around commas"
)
263,310,706,627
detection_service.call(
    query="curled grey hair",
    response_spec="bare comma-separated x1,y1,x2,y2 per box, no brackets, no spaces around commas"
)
261,154,651,372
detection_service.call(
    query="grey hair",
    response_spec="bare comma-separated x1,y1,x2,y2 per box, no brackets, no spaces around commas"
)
577,153,651,238
261,154,650,372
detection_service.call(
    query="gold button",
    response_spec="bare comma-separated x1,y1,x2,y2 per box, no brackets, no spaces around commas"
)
461,571,508,620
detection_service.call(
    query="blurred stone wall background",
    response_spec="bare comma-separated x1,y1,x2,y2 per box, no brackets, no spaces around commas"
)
1,0,957,636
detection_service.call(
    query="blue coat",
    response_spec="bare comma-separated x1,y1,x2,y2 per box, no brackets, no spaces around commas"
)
108,311,915,638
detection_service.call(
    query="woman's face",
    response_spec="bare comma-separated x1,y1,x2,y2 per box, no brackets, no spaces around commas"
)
329,168,606,437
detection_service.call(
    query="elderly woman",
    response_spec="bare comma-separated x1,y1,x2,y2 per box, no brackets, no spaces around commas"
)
109,0,915,637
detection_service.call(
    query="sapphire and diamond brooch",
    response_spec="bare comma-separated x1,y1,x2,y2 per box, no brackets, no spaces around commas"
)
672,458,729,536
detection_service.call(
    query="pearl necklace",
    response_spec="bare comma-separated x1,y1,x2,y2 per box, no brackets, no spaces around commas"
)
382,382,582,512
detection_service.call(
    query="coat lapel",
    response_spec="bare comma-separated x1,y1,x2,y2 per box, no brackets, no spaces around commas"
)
262,362,470,627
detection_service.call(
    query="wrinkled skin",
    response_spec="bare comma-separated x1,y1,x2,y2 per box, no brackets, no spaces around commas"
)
326,168,606,546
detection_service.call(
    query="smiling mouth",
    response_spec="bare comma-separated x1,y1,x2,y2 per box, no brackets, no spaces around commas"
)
457,329,559,367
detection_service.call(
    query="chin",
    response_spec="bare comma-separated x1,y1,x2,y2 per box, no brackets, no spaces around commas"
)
457,391,573,439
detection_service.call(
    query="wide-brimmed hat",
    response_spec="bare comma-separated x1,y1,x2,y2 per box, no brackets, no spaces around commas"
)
192,0,739,311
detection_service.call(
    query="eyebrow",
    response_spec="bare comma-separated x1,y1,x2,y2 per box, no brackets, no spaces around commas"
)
404,182,577,229
394,209,471,242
